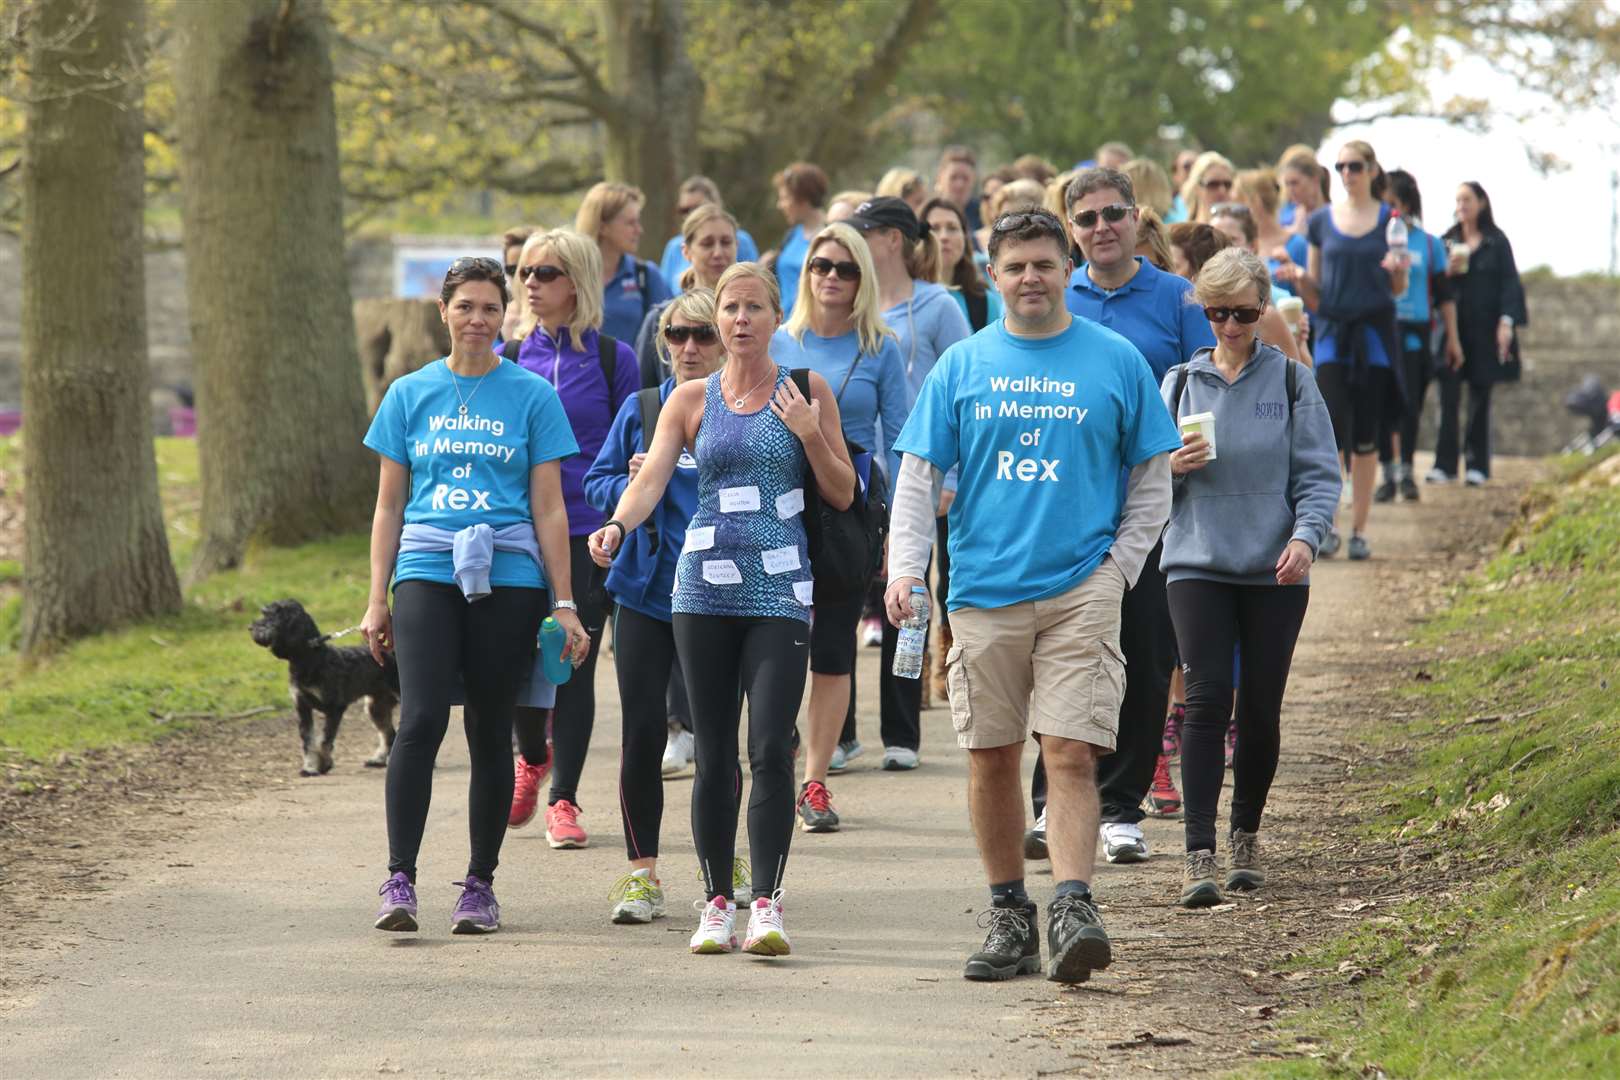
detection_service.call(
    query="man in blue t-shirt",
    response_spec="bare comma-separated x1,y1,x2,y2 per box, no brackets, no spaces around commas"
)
885,208,1178,985
1059,167,1213,865
1376,170,1463,502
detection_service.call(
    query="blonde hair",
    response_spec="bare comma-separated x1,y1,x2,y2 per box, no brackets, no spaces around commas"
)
1123,158,1173,216
781,223,895,359
714,261,783,320
514,229,603,342
573,181,644,245
1044,170,1077,220
1275,143,1317,175
1135,207,1172,272
991,178,1046,219
676,204,739,291
876,167,925,204
1235,168,1281,218
1193,247,1271,306
1181,151,1236,223
655,288,723,375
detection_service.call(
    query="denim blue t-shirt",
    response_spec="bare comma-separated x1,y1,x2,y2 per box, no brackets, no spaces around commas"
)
893,317,1182,611
770,326,910,482
777,225,811,317
602,254,674,343
1308,204,1395,368
364,359,578,590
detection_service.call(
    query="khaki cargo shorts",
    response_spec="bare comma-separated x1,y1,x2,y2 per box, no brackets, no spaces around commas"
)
944,559,1127,751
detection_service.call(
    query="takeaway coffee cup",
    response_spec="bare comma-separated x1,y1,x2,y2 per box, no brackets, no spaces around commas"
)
1448,241,1471,274
1179,411,1217,461
1277,296,1305,331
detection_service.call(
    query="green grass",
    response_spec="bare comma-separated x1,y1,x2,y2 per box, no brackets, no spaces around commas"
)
0,438,374,761
1252,451,1620,1077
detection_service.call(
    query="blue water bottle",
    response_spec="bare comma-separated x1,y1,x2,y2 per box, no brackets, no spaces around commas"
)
539,616,573,685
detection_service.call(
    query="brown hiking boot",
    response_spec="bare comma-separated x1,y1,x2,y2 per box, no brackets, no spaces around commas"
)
1180,849,1223,908
1226,829,1265,891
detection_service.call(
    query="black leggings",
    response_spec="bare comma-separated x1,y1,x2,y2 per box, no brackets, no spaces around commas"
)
672,613,808,900
513,534,609,805
613,604,682,861
1166,579,1309,853
387,581,545,882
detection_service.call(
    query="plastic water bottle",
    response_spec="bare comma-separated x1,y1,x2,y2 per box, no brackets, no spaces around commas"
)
539,616,573,685
1386,210,1409,268
892,586,930,679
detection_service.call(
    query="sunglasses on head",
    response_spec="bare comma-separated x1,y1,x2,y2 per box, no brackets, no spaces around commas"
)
992,211,1046,232
1071,203,1134,229
1335,160,1367,175
1211,201,1252,217
1200,177,1233,191
518,264,567,284
449,256,502,275
1203,305,1264,324
664,324,719,346
808,256,861,281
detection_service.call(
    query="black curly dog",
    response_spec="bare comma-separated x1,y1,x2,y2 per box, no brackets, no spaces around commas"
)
250,599,399,777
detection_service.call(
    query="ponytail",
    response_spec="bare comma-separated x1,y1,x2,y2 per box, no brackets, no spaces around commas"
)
904,231,941,284
678,264,700,292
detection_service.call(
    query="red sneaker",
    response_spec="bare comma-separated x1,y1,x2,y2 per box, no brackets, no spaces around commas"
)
1147,754,1182,817
1225,720,1238,770
508,755,549,829
545,798,589,849
1162,703,1185,758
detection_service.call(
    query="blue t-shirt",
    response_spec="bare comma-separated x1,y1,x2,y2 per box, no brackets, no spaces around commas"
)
769,326,910,482
777,225,811,317
602,254,674,343
363,359,579,590
1394,227,1444,325
1307,205,1395,368
893,317,1182,611
658,230,761,288
1065,257,1215,381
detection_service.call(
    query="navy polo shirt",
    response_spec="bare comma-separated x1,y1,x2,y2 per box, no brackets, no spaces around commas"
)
1064,256,1214,381
602,253,674,344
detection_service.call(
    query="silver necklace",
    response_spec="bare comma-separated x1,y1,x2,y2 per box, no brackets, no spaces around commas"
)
446,357,496,415
723,366,774,408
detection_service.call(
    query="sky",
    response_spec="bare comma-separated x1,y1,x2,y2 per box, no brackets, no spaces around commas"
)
1322,58,1617,276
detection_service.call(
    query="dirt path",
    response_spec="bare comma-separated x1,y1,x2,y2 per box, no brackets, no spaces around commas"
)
0,457,1533,1078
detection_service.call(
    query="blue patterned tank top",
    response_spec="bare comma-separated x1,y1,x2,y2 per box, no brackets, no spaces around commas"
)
671,366,813,622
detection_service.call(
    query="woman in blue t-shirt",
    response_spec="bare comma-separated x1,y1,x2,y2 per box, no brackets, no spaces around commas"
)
575,182,673,343
361,257,589,937
770,222,908,828
584,288,726,927
770,161,828,318
1295,140,1409,562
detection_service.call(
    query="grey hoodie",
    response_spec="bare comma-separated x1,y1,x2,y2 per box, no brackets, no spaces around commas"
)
1159,342,1342,586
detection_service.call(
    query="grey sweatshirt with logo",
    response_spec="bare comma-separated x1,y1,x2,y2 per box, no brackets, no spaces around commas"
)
1158,342,1342,586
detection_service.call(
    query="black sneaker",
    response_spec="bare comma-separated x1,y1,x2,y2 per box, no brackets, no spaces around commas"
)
963,902,1040,981
1399,475,1420,502
1046,893,1112,983
1023,808,1048,860
1373,477,1397,503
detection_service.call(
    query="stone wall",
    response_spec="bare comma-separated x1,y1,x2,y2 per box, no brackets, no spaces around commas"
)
2,237,1617,455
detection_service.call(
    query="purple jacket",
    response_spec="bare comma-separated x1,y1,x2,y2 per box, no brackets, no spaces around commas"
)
515,325,639,536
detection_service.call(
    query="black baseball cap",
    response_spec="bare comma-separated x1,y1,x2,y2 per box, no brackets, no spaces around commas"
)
847,196,923,241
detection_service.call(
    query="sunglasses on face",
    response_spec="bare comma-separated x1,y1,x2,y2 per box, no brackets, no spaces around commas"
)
1201,177,1233,191
664,324,719,346
450,256,502,275
1335,160,1367,175
1071,203,1134,229
519,264,567,284
503,263,519,278
1203,305,1264,324
808,256,861,282
1211,201,1252,217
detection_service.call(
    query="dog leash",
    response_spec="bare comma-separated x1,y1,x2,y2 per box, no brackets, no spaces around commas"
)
307,625,363,648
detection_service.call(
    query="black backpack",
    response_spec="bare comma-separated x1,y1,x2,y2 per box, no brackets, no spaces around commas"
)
789,365,890,604
503,331,618,388
1171,353,1298,419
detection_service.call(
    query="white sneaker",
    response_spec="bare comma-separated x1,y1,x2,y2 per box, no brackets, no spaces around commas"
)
689,896,737,954
610,867,666,924
661,726,694,776
828,739,863,774
743,891,791,956
1464,469,1487,487
1100,822,1149,864
881,746,920,770
1424,468,1453,485
860,617,883,647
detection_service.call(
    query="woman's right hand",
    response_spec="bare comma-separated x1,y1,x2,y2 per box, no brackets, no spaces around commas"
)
627,452,647,480
1170,431,1211,476
360,600,393,665
587,524,622,568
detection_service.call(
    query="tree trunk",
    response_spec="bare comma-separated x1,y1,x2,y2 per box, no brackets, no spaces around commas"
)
595,0,702,254
353,298,450,414
175,0,372,576
19,0,181,654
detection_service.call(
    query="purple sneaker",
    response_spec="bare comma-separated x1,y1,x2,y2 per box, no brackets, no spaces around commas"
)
451,875,501,934
375,872,418,932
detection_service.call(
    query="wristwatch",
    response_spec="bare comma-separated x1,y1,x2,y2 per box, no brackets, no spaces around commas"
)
552,600,579,612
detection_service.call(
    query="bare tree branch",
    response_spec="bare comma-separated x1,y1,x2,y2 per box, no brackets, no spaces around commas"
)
463,0,616,116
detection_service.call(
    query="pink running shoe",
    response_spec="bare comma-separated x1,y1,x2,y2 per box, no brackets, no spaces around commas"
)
1225,719,1238,769
508,755,550,829
545,798,589,849
1147,754,1182,817
1162,703,1185,758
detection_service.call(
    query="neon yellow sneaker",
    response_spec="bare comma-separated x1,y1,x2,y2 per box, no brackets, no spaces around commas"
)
609,867,666,924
